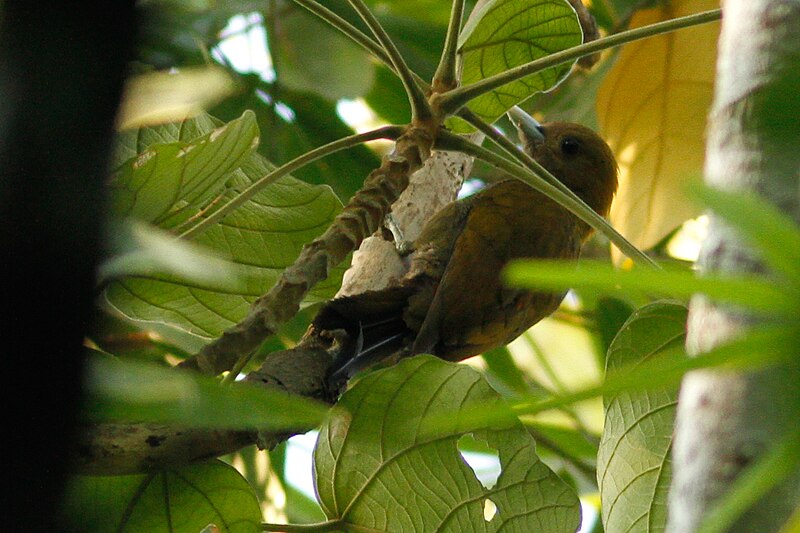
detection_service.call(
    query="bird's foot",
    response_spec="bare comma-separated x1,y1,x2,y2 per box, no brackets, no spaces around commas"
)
384,213,414,256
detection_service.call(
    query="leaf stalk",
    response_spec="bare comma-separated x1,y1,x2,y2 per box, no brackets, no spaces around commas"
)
432,0,466,92
435,130,658,268
436,9,722,115
345,0,432,121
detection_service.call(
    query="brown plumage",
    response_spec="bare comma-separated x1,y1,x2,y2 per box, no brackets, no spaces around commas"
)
314,110,618,387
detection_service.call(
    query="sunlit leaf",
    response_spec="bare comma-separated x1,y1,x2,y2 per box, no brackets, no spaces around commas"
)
451,0,583,131
314,355,581,532
117,66,237,129
596,0,720,259
598,301,686,532
84,357,327,429
63,461,262,533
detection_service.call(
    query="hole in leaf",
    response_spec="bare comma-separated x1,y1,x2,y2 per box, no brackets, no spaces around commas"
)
457,433,501,489
483,498,498,522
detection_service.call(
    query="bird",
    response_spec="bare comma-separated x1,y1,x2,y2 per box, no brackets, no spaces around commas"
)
313,108,618,389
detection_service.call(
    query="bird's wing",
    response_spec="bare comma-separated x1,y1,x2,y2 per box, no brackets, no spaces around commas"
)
412,181,581,359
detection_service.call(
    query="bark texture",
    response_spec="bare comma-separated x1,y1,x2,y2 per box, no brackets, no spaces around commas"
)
667,1,800,531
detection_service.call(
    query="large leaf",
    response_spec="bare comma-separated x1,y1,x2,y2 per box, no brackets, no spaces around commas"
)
452,0,583,131
109,111,259,227
63,460,262,533
104,113,344,346
596,0,720,259
314,355,581,532
597,301,686,532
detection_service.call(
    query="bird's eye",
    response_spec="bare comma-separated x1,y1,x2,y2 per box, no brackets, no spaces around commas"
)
560,136,580,156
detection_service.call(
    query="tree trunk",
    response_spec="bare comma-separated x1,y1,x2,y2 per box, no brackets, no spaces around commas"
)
667,1,800,531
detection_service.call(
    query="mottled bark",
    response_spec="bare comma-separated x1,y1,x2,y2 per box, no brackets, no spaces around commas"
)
667,1,800,531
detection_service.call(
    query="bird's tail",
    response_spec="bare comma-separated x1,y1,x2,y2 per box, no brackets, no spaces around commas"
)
312,286,414,388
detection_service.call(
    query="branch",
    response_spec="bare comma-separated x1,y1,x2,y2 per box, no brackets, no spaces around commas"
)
77,338,336,475
180,124,437,375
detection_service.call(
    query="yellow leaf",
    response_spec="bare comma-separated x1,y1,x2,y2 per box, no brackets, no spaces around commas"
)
597,0,720,260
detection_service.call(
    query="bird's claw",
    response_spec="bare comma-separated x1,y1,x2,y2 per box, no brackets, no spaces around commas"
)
384,213,414,256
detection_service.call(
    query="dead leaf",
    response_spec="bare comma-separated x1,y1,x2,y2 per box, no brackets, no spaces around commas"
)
596,0,720,261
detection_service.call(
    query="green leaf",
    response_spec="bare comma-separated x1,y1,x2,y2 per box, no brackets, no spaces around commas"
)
481,346,531,398
273,3,375,101
63,460,262,533
108,111,260,227
84,357,328,429
504,260,797,314
314,355,581,531
103,114,345,344
451,0,583,131
112,111,221,167
691,183,800,281
594,296,635,361
597,301,686,532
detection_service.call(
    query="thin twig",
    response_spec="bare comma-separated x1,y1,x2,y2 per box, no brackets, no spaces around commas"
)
436,9,722,115
346,0,431,121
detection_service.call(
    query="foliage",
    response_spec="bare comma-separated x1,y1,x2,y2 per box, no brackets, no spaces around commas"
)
63,461,262,533
63,1,800,532
314,356,580,531
597,0,720,259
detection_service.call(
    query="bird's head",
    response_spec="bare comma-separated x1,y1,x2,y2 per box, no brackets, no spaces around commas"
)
508,107,618,218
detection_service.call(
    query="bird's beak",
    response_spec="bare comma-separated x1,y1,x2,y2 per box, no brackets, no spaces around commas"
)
507,106,545,143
